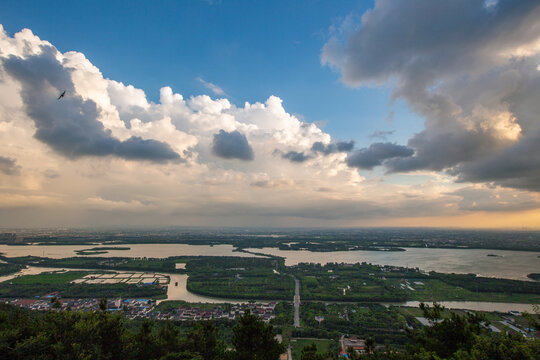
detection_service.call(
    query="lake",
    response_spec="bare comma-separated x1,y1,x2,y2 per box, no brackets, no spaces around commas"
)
245,247,540,280
1,244,538,280
0,244,259,259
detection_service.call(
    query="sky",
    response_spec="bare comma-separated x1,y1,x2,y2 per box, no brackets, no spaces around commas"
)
1,0,540,229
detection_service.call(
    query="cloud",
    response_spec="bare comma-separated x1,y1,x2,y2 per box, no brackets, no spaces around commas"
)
250,178,295,189
346,142,413,170
2,46,180,163
197,77,226,96
2,24,538,228
83,196,156,212
43,169,60,179
211,130,254,160
311,140,354,155
323,0,540,191
322,0,540,87
449,185,540,212
0,156,20,175
279,150,311,163
451,132,540,191
369,130,394,140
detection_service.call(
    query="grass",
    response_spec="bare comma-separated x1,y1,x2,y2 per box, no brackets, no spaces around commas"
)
9,271,98,285
398,306,467,319
290,338,333,359
407,279,540,303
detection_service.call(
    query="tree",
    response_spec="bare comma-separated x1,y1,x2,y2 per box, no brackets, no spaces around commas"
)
183,322,225,360
156,321,181,355
99,297,108,311
134,319,158,360
231,311,285,360
300,343,330,360
522,303,540,331
365,337,375,354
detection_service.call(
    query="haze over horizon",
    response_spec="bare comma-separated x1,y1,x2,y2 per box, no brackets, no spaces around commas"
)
1,0,540,229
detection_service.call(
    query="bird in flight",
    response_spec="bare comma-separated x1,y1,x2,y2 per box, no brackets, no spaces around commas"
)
57,90,66,100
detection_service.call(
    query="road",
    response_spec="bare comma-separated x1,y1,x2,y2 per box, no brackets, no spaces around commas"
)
293,276,300,328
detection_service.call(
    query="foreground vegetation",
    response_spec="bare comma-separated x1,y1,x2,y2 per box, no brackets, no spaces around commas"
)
297,303,409,346
0,303,284,360
298,303,540,360
0,302,538,359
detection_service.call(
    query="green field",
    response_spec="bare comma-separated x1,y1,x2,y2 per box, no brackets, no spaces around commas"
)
0,262,23,276
186,257,294,300
290,262,540,304
398,306,467,320
408,279,540,303
9,271,97,285
290,338,333,359
7,256,187,274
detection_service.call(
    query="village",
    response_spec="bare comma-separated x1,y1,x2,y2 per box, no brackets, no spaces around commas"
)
1,295,277,322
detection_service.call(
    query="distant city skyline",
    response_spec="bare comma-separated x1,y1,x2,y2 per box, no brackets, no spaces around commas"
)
1,0,540,229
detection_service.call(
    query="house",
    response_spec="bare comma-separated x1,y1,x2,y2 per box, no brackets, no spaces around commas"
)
341,336,366,356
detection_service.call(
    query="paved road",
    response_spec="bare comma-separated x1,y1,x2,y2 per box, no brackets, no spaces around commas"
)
293,276,300,328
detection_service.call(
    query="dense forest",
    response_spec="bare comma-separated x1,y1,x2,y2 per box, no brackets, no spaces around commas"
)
0,303,538,359
0,303,284,360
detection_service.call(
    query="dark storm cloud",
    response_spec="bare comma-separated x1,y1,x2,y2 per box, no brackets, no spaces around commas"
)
2,46,180,162
322,0,540,87
322,0,540,191
451,132,540,192
211,130,254,161
281,150,311,163
385,129,501,173
311,140,354,155
0,156,20,175
346,142,413,170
